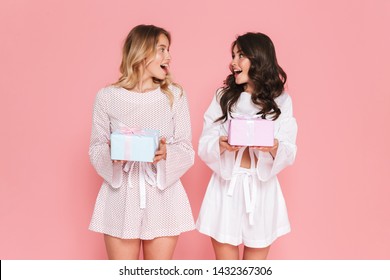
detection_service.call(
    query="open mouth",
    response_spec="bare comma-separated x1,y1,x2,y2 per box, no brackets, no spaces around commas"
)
233,69,242,76
160,64,169,74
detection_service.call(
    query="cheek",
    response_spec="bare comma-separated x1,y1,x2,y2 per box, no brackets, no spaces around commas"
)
241,59,251,72
147,59,160,71
154,52,164,62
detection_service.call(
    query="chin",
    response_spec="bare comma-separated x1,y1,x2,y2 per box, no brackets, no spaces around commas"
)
153,75,165,81
156,73,168,80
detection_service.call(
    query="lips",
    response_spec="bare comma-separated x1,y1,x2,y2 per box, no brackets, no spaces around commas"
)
233,69,242,77
160,63,169,74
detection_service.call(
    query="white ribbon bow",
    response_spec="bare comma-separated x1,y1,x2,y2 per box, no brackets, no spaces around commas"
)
227,147,259,225
124,161,157,209
112,161,157,209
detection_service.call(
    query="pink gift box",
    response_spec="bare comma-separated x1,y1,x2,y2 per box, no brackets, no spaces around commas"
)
228,118,274,147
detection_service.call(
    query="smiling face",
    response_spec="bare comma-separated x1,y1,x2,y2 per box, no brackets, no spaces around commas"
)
231,44,254,93
144,34,171,82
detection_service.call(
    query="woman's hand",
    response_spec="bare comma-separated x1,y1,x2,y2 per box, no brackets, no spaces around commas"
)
251,139,279,159
219,136,242,154
153,137,167,164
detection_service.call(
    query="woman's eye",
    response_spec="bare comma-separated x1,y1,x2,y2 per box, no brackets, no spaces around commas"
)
239,54,244,58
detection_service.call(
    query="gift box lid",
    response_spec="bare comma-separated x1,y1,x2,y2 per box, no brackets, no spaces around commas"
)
228,118,274,147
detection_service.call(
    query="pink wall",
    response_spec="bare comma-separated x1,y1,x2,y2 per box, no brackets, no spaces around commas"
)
1,0,389,259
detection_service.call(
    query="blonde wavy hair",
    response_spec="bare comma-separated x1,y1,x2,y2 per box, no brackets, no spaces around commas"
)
113,24,181,106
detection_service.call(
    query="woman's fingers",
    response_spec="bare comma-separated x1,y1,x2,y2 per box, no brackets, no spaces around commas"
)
153,137,168,163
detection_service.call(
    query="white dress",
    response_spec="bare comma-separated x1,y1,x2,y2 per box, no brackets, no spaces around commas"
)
89,85,195,240
196,91,297,248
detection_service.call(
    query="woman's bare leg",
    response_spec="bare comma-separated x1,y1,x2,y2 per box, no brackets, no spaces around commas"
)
142,236,178,260
211,238,240,260
104,234,141,260
243,245,270,260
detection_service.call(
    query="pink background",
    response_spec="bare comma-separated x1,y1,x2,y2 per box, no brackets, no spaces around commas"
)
1,0,389,259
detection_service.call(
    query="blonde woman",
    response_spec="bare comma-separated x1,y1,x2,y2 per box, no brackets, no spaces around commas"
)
89,25,195,260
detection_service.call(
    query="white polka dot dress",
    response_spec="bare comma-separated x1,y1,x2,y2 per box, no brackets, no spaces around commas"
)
88,85,195,239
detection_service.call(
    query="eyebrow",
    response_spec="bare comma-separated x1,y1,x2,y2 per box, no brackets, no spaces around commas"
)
157,44,169,48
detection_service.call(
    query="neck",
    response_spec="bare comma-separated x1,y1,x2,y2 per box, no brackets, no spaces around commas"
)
133,84,159,93
133,78,159,93
244,83,254,94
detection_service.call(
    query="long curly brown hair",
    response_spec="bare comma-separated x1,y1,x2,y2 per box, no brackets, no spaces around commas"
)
216,32,287,122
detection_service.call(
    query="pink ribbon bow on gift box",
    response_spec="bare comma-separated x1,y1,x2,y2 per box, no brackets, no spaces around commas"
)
113,127,153,161
117,127,147,136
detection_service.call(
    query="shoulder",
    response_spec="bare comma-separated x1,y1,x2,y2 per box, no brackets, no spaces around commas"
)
215,87,224,99
211,87,225,107
96,85,123,99
94,86,126,109
168,83,188,103
275,92,295,118
275,92,293,109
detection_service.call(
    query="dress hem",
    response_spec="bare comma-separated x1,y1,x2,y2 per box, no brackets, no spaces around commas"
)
89,224,196,240
196,224,290,248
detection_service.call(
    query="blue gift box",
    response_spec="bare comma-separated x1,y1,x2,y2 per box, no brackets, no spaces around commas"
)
110,128,159,162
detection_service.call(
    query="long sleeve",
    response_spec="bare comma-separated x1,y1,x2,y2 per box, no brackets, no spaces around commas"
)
88,89,118,185
156,92,195,190
255,94,298,181
198,92,235,180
